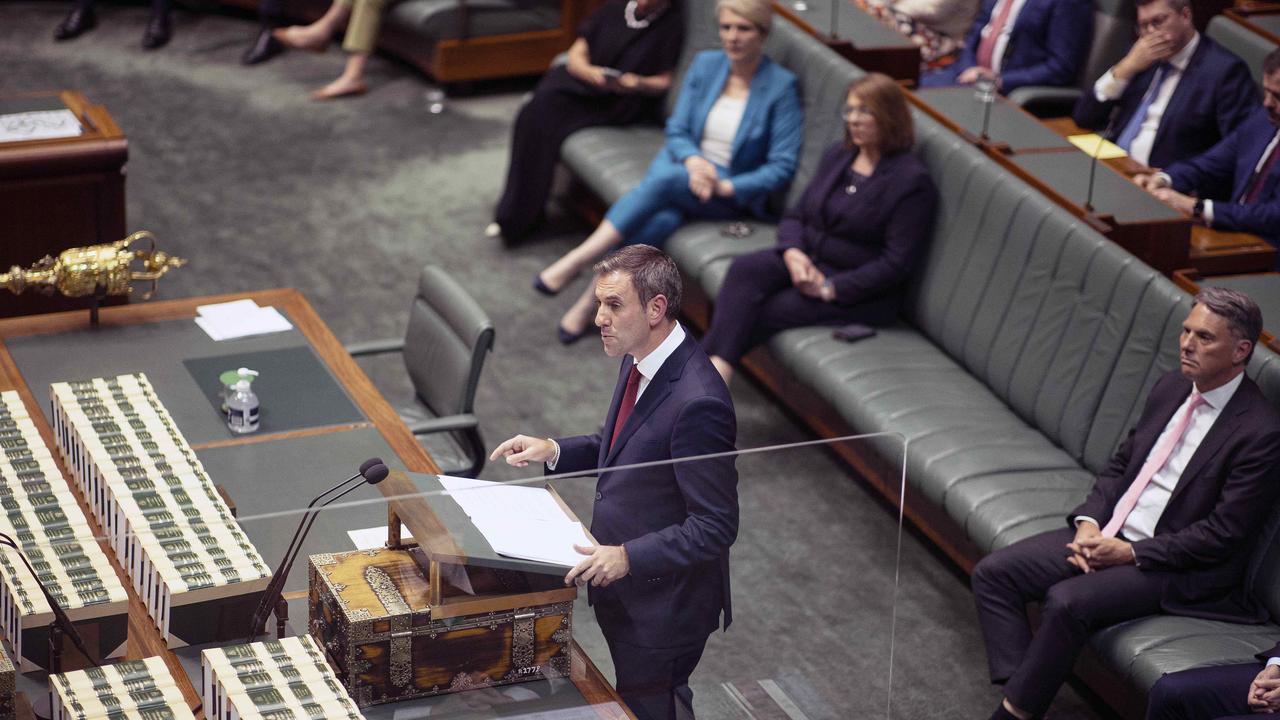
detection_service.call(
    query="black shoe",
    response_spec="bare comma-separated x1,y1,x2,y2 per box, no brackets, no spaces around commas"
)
53,6,96,40
141,13,171,49
241,26,283,64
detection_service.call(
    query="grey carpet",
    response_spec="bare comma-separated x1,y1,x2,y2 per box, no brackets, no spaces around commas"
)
1,4,1109,717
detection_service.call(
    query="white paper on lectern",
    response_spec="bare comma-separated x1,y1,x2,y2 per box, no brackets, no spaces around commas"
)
439,476,593,567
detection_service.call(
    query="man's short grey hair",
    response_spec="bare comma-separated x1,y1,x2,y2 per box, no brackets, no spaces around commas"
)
1193,286,1263,359
594,245,683,320
1136,0,1190,13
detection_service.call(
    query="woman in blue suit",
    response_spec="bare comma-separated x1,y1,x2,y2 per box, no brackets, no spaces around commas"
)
536,0,804,342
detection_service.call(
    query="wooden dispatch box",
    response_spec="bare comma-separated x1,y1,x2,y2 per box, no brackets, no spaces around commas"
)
308,547,575,707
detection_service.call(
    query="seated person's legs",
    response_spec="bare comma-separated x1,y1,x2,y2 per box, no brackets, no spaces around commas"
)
1147,663,1272,720
274,0,352,53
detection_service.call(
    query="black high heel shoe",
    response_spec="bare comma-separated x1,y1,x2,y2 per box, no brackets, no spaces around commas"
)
53,6,96,40
533,275,559,297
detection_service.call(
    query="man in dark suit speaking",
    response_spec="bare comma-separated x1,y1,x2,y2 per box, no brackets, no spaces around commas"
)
490,244,738,720
973,287,1280,720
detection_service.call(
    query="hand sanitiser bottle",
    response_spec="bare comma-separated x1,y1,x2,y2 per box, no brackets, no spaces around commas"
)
226,367,260,434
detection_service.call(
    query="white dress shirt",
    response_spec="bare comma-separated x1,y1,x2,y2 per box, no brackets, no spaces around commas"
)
979,0,1029,73
548,323,687,469
1092,33,1200,167
1077,372,1243,540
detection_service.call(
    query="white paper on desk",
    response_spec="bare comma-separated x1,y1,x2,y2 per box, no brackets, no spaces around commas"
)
0,110,82,143
347,525,414,550
439,476,594,567
194,299,293,341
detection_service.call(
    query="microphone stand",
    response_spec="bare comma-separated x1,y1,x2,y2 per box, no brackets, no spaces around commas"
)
245,462,387,642
1085,107,1122,213
0,533,98,674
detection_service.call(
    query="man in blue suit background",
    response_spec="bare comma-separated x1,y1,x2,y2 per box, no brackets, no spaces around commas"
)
920,0,1092,92
1135,49,1280,255
491,245,739,720
1073,0,1255,172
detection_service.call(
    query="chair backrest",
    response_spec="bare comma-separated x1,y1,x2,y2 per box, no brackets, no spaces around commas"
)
402,265,495,418
663,0,865,209
1207,14,1277,86
1079,0,1136,89
906,107,1280,476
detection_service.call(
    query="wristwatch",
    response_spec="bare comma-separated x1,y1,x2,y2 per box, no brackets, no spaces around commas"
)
820,279,835,303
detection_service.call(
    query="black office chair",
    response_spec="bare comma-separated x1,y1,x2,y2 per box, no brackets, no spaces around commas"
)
345,265,495,478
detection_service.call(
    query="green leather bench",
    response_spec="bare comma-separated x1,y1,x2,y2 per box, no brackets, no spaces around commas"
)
559,0,1280,713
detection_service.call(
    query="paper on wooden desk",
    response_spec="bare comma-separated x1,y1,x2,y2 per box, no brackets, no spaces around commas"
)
195,299,293,340
1068,133,1127,160
439,476,594,567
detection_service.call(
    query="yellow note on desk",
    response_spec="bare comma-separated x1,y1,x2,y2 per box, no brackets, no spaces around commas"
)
1068,133,1128,159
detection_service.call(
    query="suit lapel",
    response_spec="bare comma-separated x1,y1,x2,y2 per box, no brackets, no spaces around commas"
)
1127,378,1190,478
1233,121,1275,203
729,57,773,162
603,336,695,466
1167,378,1253,506
693,57,732,149
1149,44,1202,151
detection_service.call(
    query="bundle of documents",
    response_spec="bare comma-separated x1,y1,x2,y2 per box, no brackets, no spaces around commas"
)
1067,133,1128,160
0,110,82,143
0,391,127,665
49,373,270,642
439,476,593,567
50,656,194,720
201,634,363,720
195,299,293,341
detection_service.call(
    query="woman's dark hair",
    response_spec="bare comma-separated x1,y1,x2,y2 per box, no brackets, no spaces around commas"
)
843,73,914,155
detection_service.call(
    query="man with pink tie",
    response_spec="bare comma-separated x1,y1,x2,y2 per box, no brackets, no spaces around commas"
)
973,287,1280,720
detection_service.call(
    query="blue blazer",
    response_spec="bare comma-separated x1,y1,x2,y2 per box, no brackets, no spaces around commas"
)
923,0,1092,92
660,50,804,218
1166,109,1280,245
555,332,739,648
1073,35,1257,175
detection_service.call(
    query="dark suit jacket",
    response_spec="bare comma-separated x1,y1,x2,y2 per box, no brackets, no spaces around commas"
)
1070,371,1280,622
1165,109,1280,246
776,143,938,306
1073,36,1256,175
555,331,739,648
922,0,1092,92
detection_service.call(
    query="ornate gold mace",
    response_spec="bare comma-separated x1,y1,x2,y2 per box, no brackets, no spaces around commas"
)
0,231,187,325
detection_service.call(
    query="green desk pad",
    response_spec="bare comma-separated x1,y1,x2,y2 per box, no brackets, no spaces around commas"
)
1011,152,1185,224
6,314,365,446
195,427,405,593
0,96,67,115
183,346,364,438
915,87,1075,152
1249,14,1280,36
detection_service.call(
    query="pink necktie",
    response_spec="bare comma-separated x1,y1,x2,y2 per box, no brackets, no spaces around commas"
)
975,0,1016,70
1102,392,1206,538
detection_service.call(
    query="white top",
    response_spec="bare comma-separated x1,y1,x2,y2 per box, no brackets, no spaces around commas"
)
633,322,686,400
979,0,1030,73
1093,33,1200,166
1077,372,1243,540
699,95,747,169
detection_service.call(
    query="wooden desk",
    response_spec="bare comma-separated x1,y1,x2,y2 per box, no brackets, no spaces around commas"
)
1042,116,1278,275
0,290,632,719
0,91,128,318
1226,5,1280,43
773,0,921,85
912,87,1194,275
1173,269,1280,354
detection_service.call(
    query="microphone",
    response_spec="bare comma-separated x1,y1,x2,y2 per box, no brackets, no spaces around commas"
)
245,459,388,642
1085,106,1123,213
0,532,99,672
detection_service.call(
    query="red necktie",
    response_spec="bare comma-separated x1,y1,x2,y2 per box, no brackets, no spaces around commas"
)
975,0,1016,70
610,365,642,451
1102,392,1206,537
1242,134,1280,205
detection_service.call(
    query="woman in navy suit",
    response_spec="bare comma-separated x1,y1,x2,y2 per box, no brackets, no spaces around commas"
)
536,0,804,342
701,73,939,385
